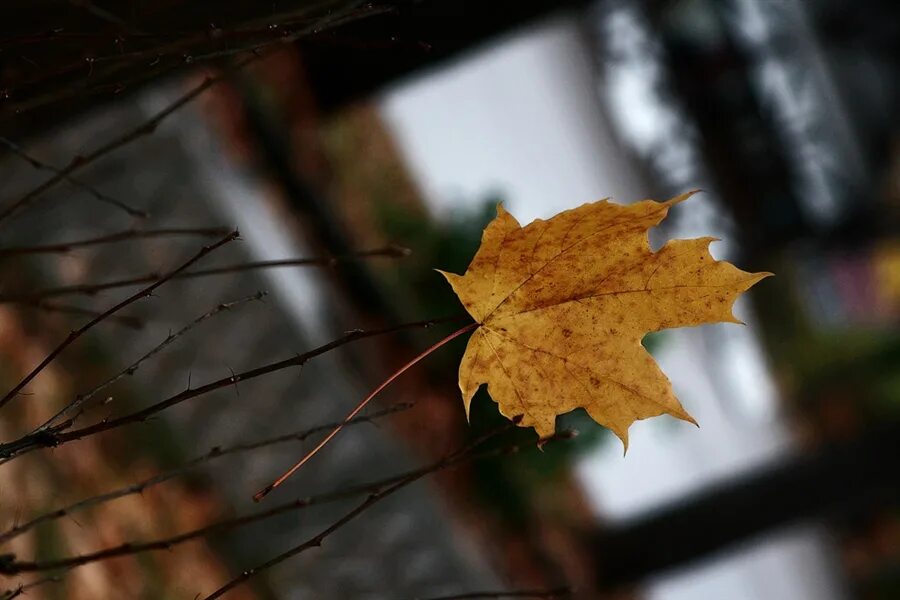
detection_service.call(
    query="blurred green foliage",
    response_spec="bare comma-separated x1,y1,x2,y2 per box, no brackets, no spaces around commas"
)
793,330,900,416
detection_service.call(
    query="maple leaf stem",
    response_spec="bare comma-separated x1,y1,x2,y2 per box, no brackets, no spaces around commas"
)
253,321,479,501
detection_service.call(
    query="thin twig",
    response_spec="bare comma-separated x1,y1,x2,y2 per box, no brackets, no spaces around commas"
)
0,403,413,546
0,246,410,302
0,315,468,461
86,1,380,66
416,589,572,600
0,136,147,218
0,231,238,411
0,427,573,579
0,227,232,257
202,428,574,600
0,65,248,224
2,2,390,120
2,0,336,50
255,321,478,500
17,300,143,329
0,2,394,223
37,291,267,431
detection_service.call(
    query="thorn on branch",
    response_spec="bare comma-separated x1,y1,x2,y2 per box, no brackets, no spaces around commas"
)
2,404,415,545
204,426,573,599
0,232,237,412
0,317,465,462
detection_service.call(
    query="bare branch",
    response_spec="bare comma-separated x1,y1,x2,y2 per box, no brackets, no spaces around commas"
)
38,291,268,431
0,2,395,224
4,2,391,120
0,427,573,581
0,231,239,411
0,245,410,302
0,67,244,224
202,429,574,600
0,227,232,257
254,322,478,501
0,315,467,461
0,136,147,219
17,300,144,329
2,1,337,51
416,589,572,600
0,403,412,546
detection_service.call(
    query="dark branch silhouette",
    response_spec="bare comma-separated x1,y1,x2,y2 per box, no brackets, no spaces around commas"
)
0,70,241,224
4,2,392,120
0,403,412,546
202,428,574,599
0,231,239,411
0,226,232,257
0,315,468,461
37,291,268,431
0,245,410,302
17,299,144,329
0,136,147,218
0,2,395,223
0,428,573,580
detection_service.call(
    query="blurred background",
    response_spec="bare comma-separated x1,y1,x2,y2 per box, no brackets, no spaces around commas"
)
0,0,897,598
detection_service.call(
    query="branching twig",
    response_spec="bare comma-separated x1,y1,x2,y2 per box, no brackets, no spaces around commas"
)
202,428,574,599
0,403,412,546
0,231,238,411
0,227,232,257
37,291,268,431
254,321,478,500
86,2,388,67
0,2,394,224
0,315,468,460
416,589,572,600
0,136,147,218
17,300,143,329
0,427,573,580
0,245,410,302
0,67,245,224
3,2,391,120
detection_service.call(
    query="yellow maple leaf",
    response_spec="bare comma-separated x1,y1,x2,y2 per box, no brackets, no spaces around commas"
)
439,192,771,448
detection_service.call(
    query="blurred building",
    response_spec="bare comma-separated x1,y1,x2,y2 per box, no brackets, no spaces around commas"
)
0,0,897,598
